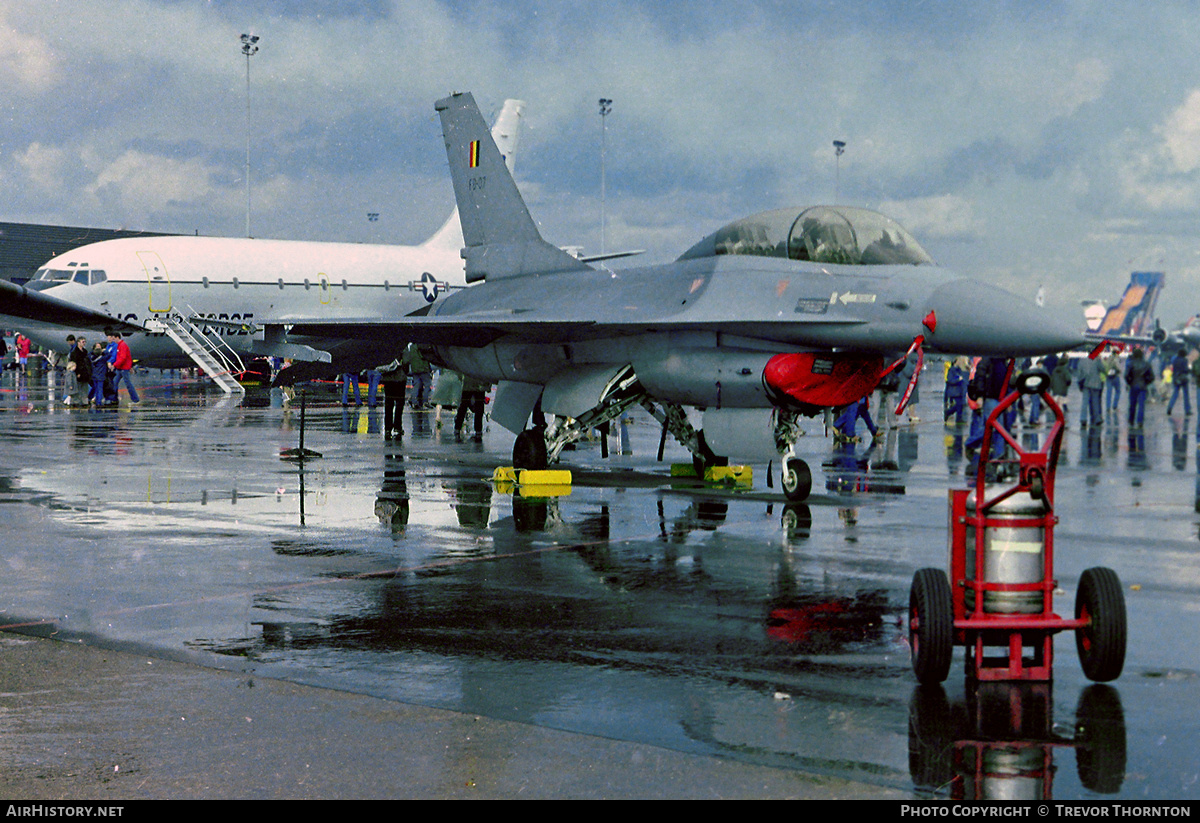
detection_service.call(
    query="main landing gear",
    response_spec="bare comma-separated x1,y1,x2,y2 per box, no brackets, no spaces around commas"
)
510,394,816,503
512,428,549,470
511,368,643,470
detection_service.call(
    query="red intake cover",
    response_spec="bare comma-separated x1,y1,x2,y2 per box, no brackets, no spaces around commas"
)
763,353,885,408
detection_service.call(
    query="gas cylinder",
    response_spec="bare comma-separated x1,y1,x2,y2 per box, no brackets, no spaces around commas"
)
963,489,1046,614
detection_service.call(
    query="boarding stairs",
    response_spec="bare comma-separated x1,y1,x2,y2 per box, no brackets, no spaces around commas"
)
144,310,246,396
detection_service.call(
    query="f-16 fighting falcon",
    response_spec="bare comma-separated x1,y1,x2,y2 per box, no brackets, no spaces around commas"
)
281,92,1085,501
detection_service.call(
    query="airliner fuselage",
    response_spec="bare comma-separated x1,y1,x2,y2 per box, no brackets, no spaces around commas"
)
21,234,467,367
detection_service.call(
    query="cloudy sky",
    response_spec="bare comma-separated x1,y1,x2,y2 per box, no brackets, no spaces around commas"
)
4,0,1200,326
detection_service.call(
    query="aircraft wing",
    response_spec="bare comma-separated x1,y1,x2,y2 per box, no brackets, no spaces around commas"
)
280,313,867,349
576,249,645,264
0,279,143,334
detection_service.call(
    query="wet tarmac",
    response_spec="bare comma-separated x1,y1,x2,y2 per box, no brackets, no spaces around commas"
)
0,367,1198,799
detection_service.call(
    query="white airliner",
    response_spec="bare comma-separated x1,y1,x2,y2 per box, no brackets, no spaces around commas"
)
7,99,528,376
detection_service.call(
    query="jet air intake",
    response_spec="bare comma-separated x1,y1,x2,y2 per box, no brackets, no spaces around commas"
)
762,352,885,412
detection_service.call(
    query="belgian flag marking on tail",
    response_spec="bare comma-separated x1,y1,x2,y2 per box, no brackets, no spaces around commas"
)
468,140,480,168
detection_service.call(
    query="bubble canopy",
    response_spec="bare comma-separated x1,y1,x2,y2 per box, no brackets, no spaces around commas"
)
678,206,934,266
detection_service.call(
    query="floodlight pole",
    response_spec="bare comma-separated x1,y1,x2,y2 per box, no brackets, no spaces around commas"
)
241,33,260,238
833,140,846,203
599,98,612,254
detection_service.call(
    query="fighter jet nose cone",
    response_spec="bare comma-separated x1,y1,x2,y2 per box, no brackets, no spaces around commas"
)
925,279,1084,356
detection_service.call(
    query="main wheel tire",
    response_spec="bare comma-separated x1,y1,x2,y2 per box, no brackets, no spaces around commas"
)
513,428,548,470
1075,566,1127,682
781,457,812,502
910,568,954,685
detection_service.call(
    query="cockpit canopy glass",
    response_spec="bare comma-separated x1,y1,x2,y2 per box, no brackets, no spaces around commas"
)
678,206,933,266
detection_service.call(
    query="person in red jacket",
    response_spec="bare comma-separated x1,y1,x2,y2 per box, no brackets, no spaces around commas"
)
15,333,31,373
105,330,140,404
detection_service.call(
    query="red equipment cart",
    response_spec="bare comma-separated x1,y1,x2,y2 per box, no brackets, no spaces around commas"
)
909,366,1127,683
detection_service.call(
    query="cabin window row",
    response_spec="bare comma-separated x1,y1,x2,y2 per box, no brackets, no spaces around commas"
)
38,272,429,292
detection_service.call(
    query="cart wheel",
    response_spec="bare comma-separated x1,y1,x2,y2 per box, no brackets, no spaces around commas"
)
1075,567,1127,682
781,458,812,502
910,568,954,684
1028,472,1045,501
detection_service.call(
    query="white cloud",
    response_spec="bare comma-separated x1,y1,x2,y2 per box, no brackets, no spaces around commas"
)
1160,89,1200,175
1111,89,1200,214
0,8,60,93
84,149,233,227
13,142,71,192
1053,57,1111,118
876,195,981,242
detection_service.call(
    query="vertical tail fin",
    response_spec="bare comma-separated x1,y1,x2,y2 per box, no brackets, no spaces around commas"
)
435,92,590,282
1095,271,1165,336
422,98,528,254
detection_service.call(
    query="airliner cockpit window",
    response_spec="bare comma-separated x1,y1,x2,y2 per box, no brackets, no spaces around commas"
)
73,271,89,285
37,269,75,283
91,271,107,285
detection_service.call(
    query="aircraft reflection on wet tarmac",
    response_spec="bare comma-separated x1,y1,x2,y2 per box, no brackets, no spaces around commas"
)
1,370,1198,798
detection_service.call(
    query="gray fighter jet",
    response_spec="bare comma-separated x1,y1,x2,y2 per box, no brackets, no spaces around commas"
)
287,92,1084,501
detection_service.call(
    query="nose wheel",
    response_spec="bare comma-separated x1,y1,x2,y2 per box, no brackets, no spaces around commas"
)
781,457,812,502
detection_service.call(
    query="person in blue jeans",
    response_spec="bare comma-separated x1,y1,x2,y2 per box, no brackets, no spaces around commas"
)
1166,348,1192,416
105,330,139,404
966,357,1010,458
834,396,878,443
342,370,382,407
943,357,968,425
1125,348,1154,428
1077,354,1104,427
1101,351,1122,419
